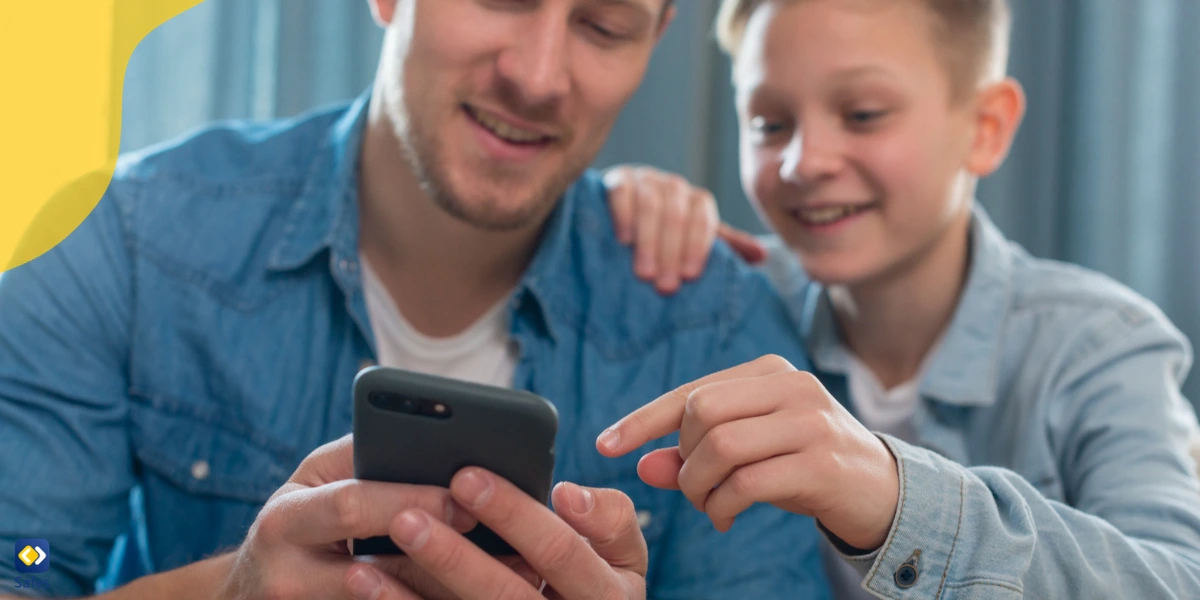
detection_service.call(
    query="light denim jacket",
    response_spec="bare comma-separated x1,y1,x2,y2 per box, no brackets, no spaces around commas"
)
763,207,1200,599
0,94,831,599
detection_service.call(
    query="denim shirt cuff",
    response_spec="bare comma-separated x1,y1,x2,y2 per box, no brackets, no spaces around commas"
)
818,520,882,574
828,434,968,599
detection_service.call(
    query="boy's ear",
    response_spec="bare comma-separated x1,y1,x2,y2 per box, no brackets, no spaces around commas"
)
368,0,398,27
965,78,1027,177
655,4,678,41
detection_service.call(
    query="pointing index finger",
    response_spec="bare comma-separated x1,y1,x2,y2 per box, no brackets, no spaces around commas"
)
595,355,795,456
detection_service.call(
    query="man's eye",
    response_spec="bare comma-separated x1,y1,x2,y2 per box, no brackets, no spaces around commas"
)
483,0,534,9
582,19,629,41
589,21,616,38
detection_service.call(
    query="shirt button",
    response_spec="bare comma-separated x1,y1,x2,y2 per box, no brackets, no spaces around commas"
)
894,549,921,589
636,510,653,529
190,460,210,481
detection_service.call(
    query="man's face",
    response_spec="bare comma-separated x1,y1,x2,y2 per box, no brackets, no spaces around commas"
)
373,0,671,231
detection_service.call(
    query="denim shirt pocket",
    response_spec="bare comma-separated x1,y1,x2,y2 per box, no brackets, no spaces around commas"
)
128,388,297,501
126,387,302,570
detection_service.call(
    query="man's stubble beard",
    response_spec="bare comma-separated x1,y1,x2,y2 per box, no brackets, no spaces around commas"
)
392,99,591,233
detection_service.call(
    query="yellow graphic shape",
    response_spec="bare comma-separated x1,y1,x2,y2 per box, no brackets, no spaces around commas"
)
18,545,37,567
0,0,204,272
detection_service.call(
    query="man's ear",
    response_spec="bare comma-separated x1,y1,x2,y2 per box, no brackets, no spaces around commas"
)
964,78,1026,177
367,0,398,27
655,4,677,41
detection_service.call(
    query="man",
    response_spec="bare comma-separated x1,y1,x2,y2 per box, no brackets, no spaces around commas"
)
0,1,829,598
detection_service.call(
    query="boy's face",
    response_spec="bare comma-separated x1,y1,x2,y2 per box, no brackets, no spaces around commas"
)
373,0,670,231
734,0,979,285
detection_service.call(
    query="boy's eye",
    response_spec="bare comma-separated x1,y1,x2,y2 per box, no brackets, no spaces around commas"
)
750,117,788,137
845,110,887,127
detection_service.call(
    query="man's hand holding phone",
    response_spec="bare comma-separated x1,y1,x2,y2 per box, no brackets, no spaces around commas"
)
220,435,649,599
347,468,649,600
218,434,486,599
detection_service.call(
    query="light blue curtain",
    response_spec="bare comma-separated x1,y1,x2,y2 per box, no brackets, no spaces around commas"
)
122,0,1200,405
979,0,1200,405
120,0,382,150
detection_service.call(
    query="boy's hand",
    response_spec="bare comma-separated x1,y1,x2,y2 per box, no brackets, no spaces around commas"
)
596,355,901,552
603,166,767,295
345,468,648,600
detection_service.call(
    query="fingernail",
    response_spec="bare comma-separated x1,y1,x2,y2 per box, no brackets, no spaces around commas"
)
454,470,492,509
565,482,594,514
445,498,476,532
713,517,736,533
392,511,431,550
346,567,383,600
597,428,621,452
511,562,542,589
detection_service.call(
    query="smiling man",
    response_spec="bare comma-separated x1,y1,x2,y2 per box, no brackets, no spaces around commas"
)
0,1,830,599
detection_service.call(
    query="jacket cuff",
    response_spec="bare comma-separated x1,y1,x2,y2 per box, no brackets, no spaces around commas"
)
823,434,968,599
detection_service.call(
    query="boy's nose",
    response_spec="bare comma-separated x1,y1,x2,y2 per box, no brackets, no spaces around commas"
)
780,131,843,185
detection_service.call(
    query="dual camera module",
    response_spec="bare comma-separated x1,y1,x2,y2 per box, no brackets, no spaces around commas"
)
368,392,454,420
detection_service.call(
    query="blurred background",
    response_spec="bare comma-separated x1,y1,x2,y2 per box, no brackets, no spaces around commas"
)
120,0,1200,405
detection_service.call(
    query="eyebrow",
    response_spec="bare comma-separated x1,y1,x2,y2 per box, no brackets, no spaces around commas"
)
827,65,901,84
591,0,658,23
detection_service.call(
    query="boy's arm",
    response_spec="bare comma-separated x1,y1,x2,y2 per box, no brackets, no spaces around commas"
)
831,313,1200,599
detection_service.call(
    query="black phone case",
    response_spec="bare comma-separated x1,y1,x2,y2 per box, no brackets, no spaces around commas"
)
351,367,558,555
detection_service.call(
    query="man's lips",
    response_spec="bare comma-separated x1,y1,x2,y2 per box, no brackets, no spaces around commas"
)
462,104,558,145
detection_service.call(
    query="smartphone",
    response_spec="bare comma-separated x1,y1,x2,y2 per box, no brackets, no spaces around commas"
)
350,366,558,555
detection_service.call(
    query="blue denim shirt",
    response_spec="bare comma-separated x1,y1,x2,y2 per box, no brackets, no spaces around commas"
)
0,95,830,599
763,207,1200,599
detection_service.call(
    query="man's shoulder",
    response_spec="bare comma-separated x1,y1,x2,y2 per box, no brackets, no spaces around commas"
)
546,172,800,358
113,103,347,188
101,102,354,291
106,102,353,231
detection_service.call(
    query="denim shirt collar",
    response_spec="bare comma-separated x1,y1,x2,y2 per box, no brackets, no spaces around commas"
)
262,89,572,345
803,204,1014,407
266,92,370,275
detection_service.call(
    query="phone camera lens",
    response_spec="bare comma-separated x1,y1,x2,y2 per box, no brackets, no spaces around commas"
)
367,392,452,419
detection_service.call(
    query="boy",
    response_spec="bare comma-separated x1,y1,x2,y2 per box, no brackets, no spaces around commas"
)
602,0,1200,598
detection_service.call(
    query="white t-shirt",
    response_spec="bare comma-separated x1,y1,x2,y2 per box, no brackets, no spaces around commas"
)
360,256,517,388
844,353,922,444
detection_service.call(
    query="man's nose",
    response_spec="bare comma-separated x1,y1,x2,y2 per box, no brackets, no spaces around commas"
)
495,12,572,107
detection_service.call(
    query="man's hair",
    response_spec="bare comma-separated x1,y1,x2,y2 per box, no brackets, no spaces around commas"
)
715,0,1012,98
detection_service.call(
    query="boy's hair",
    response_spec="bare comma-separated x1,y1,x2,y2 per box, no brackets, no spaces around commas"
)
716,0,1012,98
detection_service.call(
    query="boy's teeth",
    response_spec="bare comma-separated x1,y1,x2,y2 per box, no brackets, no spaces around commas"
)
468,107,545,143
799,205,862,225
